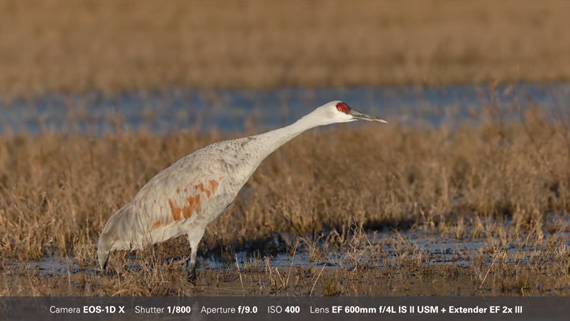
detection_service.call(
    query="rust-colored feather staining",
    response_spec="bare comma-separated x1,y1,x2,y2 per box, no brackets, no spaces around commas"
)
163,178,223,225
208,179,219,194
168,199,182,221
151,221,162,230
184,194,201,218
195,182,211,197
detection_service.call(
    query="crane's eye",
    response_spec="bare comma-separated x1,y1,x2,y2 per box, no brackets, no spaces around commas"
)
336,102,351,114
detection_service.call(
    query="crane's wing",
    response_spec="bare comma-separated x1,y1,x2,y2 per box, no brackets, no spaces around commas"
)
99,141,246,250
97,137,261,268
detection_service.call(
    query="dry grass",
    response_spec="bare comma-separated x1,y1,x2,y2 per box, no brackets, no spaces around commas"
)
2,0,570,97
0,102,570,296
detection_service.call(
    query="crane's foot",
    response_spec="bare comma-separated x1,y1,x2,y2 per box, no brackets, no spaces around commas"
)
97,266,123,278
186,261,199,284
96,268,108,276
187,268,198,284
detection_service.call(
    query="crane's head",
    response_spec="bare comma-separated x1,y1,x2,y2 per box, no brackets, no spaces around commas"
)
311,100,387,125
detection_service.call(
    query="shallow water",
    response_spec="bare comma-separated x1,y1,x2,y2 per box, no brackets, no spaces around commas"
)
1,83,569,134
3,229,569,295
4,230,566,277
218,230,567,271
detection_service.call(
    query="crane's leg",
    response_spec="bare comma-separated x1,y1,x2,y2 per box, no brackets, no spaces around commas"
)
186,226,206,283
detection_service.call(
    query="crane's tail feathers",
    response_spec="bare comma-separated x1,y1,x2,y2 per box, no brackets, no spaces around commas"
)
97,206,127,270
98,205,147,270
97,235,111,270
98,250,109,270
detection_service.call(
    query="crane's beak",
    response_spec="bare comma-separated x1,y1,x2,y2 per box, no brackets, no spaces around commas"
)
349,109,388,123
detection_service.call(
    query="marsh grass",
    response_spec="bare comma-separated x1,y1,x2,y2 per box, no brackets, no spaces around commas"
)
1,102,570,295
2,1,570,97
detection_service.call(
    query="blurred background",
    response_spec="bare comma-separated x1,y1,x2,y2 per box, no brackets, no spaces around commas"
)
1,0,569,134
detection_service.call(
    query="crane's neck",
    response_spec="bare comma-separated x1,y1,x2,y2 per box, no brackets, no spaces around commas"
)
253,112,324,160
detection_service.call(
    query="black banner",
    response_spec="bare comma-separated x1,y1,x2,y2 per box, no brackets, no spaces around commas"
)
1,297,568,321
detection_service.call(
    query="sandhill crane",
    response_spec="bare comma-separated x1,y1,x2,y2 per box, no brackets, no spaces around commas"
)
97,101,386,280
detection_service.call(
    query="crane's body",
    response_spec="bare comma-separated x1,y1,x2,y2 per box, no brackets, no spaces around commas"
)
97,101,386,279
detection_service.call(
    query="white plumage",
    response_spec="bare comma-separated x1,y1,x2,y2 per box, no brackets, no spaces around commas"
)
97,100,386,280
